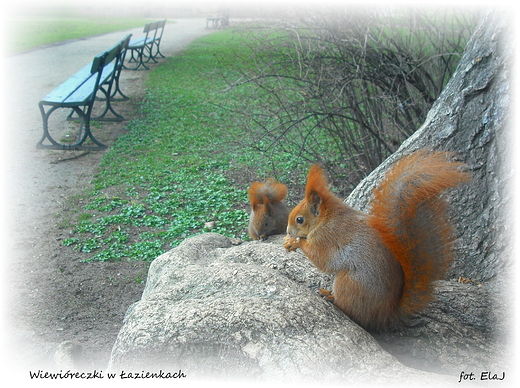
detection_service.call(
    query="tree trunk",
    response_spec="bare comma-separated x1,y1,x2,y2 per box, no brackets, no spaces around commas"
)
347,9,513,371
348,10,512,281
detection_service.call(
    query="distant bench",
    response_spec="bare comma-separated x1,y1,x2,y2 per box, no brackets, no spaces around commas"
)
206,17,229,29
37,34,132,150
125,20,166,70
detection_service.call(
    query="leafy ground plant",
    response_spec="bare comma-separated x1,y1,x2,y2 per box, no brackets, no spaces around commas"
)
62,29,307,262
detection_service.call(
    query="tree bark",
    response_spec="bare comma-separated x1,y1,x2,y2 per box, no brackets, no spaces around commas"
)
346,9,513,372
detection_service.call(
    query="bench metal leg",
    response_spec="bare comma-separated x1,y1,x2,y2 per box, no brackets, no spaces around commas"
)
142,45,159,65
37,103,107,150
73,106,108,149
156,45,166,59
67,85,125,122
37,104,63,149
151,43,166,60
124,46,150,70
93,85,125,121
110,73,130,100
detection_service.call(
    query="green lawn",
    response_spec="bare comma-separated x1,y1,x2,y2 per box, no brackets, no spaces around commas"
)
5,18,151,54
61,28,308,262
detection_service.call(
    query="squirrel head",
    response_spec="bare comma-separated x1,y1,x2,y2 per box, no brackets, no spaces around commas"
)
287,165,332,238
248,179,289,240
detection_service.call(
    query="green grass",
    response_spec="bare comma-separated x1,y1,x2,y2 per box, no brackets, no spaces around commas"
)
62,29,308,262
5,18,151,54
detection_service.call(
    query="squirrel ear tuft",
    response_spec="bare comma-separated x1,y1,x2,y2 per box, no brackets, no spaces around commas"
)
306,165,328,197
266,178,288,202
305,165,329,215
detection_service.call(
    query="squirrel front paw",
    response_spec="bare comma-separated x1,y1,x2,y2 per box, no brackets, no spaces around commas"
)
284,235,301,251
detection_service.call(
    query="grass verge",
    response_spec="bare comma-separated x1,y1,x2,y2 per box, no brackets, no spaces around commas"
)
5,18,152,54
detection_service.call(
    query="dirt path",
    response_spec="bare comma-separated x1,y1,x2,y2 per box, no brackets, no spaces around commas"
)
1,19,214,374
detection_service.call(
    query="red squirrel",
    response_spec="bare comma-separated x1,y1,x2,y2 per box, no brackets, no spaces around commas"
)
284,150,469,331
248,178,290,240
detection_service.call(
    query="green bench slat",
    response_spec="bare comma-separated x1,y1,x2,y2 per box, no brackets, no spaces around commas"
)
62,75,99,105
41,70,94,104
41,61,116,105
128,37,154,49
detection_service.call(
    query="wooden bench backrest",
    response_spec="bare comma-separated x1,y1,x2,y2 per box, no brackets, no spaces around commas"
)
118,33,132,59
157,19,166,29
155,20,166,40
143,19,166,33
121,33,132,50
142,20,166,52
143,21,158,33
90,42,120,74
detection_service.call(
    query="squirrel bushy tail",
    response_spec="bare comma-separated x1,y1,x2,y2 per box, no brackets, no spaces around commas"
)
367,150,469,317
249,178,288,207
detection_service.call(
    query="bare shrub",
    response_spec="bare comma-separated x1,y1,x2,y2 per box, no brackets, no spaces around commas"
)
224,6,480,195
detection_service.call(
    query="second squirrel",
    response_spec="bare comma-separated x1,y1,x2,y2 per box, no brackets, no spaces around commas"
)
284,150,469,331
248,178,290,240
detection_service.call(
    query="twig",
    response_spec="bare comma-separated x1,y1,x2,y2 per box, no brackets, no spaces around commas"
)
50,151,91,164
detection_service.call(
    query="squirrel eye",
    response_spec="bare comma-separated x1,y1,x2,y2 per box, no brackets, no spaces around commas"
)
296,216,304,224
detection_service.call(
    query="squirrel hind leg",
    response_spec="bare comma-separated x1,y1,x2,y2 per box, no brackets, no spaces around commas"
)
332,270,400,331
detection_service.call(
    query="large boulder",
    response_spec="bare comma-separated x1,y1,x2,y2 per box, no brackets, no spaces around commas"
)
109,233,455,383
108,233,503,383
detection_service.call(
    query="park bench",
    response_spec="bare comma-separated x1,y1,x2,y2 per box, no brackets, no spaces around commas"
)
206,16,229,29
124,20,166,70
75,33,132,111
206,17,221,29
37,34,131,150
